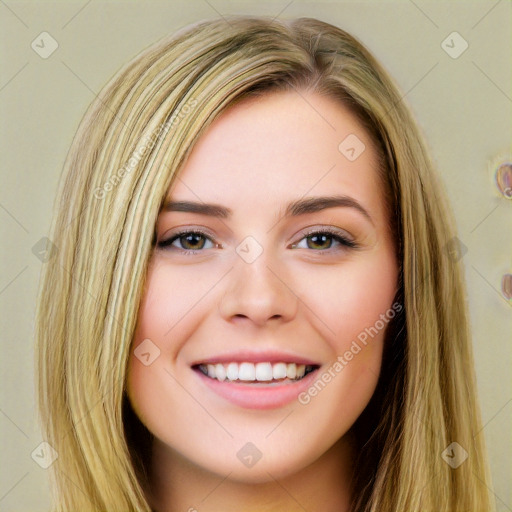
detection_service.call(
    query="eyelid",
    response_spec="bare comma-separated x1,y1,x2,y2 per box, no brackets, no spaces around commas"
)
294,225,355,243
158,225,217,242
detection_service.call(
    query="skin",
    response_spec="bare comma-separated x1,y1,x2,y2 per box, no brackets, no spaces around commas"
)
126,90,399,512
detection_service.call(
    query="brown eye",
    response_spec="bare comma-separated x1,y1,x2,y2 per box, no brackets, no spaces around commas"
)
306,233,335,250
292,229,358,252
177,233,207,250
157,230,215,252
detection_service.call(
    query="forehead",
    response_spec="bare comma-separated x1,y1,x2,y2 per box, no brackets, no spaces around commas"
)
166,90,384,224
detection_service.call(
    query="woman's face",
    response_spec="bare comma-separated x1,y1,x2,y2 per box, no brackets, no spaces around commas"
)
126,90,399,483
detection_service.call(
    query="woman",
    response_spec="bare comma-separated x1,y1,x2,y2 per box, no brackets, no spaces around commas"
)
35,15,494,511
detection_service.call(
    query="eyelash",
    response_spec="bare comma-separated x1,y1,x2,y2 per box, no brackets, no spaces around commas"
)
156,227,359,255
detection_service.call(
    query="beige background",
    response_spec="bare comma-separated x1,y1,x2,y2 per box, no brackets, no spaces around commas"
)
1,1,510,510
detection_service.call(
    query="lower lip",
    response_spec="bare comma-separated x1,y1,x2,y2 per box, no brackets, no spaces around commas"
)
193,367,320,410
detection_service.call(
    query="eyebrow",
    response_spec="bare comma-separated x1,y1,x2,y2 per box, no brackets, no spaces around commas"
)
161,195,374,225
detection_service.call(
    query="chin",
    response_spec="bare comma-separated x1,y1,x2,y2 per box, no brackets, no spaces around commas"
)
193,441,324,484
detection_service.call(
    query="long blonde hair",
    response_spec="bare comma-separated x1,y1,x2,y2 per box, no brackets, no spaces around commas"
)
35,15,494,511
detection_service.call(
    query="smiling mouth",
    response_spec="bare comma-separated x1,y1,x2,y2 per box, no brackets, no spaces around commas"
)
193,361,319,384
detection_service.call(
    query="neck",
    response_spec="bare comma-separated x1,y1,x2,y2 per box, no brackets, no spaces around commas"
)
149,433,354,512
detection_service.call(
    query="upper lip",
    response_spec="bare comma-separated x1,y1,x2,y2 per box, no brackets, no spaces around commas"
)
190,350,321,367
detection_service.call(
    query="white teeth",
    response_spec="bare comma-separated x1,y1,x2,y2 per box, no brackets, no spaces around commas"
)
227,362,238,381
197,362,315,382
255,362,273,381
238,362,256,381
215,363,226,381
272,362,287,379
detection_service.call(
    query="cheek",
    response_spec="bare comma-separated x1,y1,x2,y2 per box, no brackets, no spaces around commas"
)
133,260,219,357
125,264,183,431
297,254,398,353
137,263,199,340
292,251,397,420
126,259,224,439
126,356,193,447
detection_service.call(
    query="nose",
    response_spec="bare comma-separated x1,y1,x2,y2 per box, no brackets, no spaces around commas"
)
218,248,298,327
